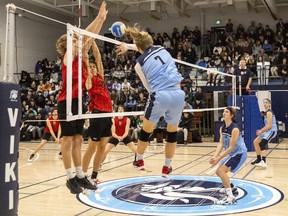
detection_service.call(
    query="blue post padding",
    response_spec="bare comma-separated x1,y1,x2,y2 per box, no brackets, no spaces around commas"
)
227,95,264,152
0,82,21,216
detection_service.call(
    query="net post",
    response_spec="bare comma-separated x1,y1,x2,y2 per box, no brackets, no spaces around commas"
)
66,24,73,120
3,4,16,82
77,33,83,118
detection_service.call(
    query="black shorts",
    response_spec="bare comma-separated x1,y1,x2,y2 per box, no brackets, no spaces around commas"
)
58,99,85,136
88,110,112,141
108,137,132,146
42,132,58,141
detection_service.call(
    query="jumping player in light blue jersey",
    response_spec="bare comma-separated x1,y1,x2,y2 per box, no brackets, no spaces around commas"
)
209,107,247,205
116,26,185,178
251,98,277,168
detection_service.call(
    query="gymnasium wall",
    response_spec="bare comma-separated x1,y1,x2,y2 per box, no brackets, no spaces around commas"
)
0,1,288,81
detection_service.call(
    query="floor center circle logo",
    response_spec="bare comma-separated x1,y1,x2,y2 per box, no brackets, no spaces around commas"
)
77,176,284,216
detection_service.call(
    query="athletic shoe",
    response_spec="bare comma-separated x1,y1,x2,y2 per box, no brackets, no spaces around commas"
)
219,184,237,194
28,154,35,163
58,152,62,160
134,159,145,171
66,177,83,194
75,176,97,190
255,160,267,168
162,166,173,178
251,158,261,165
216,195,236,205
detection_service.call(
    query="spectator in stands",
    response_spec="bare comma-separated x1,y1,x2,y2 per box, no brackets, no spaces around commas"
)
192,26,202,47
262,39,273,55
275,31,284,50
234,59,253,95
276,18,285,32
247,21,257,35
35,90,46,109
246,55,257,75
136,92,147,111
201,30,212,57
193,87,204,109
225,18,234,34
277,46,288,65
252,40,262,56
256,48,269,62
278,58,287,84
264,25,274,45
19,71,32,90
121,78,133,93
125,94,137,111
236,24,245,38
111,78,121,93
177,112,192,145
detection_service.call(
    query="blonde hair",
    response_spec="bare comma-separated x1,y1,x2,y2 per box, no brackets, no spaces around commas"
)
124,26,153,51
56,34,67,55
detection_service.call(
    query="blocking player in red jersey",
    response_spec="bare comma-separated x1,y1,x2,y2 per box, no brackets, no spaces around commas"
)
82,40,113,185
55,1,107,194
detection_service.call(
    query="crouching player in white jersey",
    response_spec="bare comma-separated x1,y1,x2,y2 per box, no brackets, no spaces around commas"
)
209,107,247,205
116,26,185,177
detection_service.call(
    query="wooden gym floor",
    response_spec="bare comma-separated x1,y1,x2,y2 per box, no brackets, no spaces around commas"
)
18,138,288,216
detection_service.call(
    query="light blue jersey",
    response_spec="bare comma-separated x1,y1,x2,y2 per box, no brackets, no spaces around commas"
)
264,109,277,132
136,45,183,93
221,122,247,156
258,109,277,141
220,122,247,173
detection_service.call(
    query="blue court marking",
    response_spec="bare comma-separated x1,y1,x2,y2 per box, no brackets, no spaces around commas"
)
77,175,284,216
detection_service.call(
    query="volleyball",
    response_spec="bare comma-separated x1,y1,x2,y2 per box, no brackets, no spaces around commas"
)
111,21,126,38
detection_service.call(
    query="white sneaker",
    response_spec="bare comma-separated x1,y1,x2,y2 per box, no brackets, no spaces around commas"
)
216,195,236,205
255,160,267,168
219,185,237,194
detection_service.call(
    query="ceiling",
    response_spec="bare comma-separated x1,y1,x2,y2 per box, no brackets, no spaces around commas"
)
21,0,287,21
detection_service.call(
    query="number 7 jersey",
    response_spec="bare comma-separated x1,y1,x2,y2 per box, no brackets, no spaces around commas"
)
136,45,183,93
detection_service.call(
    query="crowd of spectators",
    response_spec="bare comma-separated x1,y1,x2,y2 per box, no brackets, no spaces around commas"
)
19,18,288,140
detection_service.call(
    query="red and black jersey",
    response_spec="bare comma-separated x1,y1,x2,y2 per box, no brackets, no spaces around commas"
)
88,74,112,112
58,54,88,102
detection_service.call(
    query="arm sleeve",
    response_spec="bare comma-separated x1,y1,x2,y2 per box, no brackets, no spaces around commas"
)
125,43,138,51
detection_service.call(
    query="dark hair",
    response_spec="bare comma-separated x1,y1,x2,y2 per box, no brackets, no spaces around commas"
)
116,105,125,112
226,107,236,120
263,98,271,104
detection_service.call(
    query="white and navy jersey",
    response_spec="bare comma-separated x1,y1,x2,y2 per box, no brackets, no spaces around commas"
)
221,122,247,156
264,109,277,132
136,45,183,93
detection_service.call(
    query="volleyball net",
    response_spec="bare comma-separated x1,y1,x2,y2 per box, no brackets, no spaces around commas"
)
4,3,239,124
65,24,238,121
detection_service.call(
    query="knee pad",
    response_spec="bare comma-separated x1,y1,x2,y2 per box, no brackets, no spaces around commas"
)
139,130,152,142
259,139,268,150
166,132,177,143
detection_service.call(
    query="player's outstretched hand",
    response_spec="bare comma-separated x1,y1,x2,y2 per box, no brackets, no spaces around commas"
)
116,43,128,55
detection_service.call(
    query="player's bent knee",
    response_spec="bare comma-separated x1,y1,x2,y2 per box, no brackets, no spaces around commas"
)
166,132,177,143
259,139,268,150
139,130,152,142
